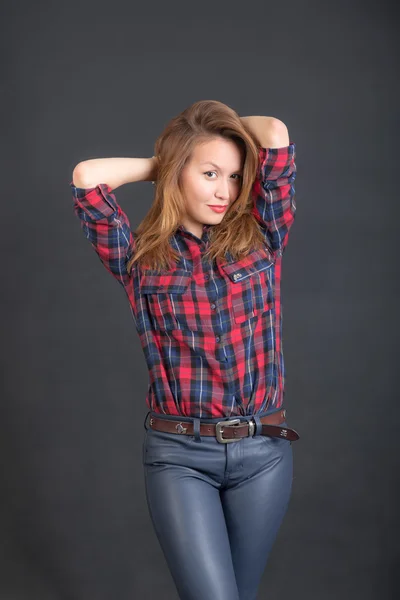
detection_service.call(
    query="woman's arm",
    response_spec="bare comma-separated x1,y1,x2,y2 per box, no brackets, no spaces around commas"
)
72,156,159,191
244,115,296,254
240,116,289,148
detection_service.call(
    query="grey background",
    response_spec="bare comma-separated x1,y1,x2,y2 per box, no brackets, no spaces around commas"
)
1,0,398,598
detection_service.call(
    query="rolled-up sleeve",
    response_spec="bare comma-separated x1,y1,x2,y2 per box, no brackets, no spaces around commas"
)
71,181,135,288
251,141,297,255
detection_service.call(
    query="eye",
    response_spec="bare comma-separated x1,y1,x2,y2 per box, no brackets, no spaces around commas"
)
204,171,242,180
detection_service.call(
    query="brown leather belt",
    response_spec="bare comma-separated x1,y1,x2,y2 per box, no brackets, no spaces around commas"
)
148,409,300,443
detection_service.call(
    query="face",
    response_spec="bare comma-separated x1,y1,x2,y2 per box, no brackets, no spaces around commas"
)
179,137,244,239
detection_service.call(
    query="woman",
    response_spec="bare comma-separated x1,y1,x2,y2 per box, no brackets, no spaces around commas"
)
70,99,299,600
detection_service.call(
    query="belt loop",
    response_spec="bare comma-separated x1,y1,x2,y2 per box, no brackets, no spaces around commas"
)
192,417,201,442
241,415,252,428
143,410,151,431
252,414,263,436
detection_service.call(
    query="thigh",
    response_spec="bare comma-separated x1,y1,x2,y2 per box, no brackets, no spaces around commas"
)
143,431,240,600
221,434,293,600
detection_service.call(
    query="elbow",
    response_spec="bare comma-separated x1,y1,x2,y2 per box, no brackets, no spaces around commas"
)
267,117,287,131
72,162,91,188
267,118,290,148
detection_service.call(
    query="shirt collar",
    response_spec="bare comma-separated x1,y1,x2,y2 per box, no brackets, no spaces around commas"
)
178,224,212,234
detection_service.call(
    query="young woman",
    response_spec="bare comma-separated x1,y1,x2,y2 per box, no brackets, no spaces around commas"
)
70,99,299,600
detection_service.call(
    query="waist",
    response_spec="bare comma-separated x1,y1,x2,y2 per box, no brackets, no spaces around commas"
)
144,408,300,443
146,406,285,424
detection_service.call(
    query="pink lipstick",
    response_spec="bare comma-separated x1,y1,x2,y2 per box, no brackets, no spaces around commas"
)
208,205,228,213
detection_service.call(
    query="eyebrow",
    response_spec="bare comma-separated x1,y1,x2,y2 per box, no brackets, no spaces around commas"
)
200,161,243,172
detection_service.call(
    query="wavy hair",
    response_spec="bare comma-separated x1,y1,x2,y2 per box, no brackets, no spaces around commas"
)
127,99,266,274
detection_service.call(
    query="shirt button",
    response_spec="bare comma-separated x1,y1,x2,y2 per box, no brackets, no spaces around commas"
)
210,303,216,310
204,274,210,280
216,336,220,342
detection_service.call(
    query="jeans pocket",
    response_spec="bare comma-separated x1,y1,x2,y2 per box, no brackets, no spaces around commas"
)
143,425,200,465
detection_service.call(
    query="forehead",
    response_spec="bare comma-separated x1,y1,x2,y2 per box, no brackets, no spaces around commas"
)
190,138,244,168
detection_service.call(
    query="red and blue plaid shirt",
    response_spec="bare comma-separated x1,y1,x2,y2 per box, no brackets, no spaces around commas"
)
70,142,297,418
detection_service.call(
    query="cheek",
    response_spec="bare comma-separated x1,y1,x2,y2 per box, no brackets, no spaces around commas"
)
184,179,209,206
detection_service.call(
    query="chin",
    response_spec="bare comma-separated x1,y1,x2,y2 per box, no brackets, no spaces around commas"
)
206,213,225,220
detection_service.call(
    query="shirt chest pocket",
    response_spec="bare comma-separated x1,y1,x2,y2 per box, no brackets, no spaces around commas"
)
139,270,192,331
221,246,275,325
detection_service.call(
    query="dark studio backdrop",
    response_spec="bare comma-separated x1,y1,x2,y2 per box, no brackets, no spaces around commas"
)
1,0,398,598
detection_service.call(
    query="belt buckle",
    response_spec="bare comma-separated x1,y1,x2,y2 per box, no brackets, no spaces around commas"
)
215,418,242,443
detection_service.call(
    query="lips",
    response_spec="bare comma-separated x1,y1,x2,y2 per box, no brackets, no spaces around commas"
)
208,205,228,213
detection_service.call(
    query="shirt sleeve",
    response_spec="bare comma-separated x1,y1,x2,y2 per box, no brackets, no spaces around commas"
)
251,141,297,255
70,181,136,289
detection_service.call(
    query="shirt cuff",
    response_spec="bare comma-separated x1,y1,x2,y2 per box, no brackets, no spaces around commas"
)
257,141,296,182
70,181,118,220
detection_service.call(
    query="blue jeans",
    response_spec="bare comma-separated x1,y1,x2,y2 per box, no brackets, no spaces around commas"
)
142,410,293,600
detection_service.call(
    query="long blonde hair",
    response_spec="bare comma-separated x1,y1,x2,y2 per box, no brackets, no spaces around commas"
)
127,99,266,274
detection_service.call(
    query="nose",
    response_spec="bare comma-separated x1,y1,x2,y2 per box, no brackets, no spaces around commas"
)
215,179,230,201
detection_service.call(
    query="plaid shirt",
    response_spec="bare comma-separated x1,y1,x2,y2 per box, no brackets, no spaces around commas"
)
70,142,297,418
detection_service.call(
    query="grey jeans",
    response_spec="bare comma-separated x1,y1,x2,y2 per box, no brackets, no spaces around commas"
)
142,410,293,600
